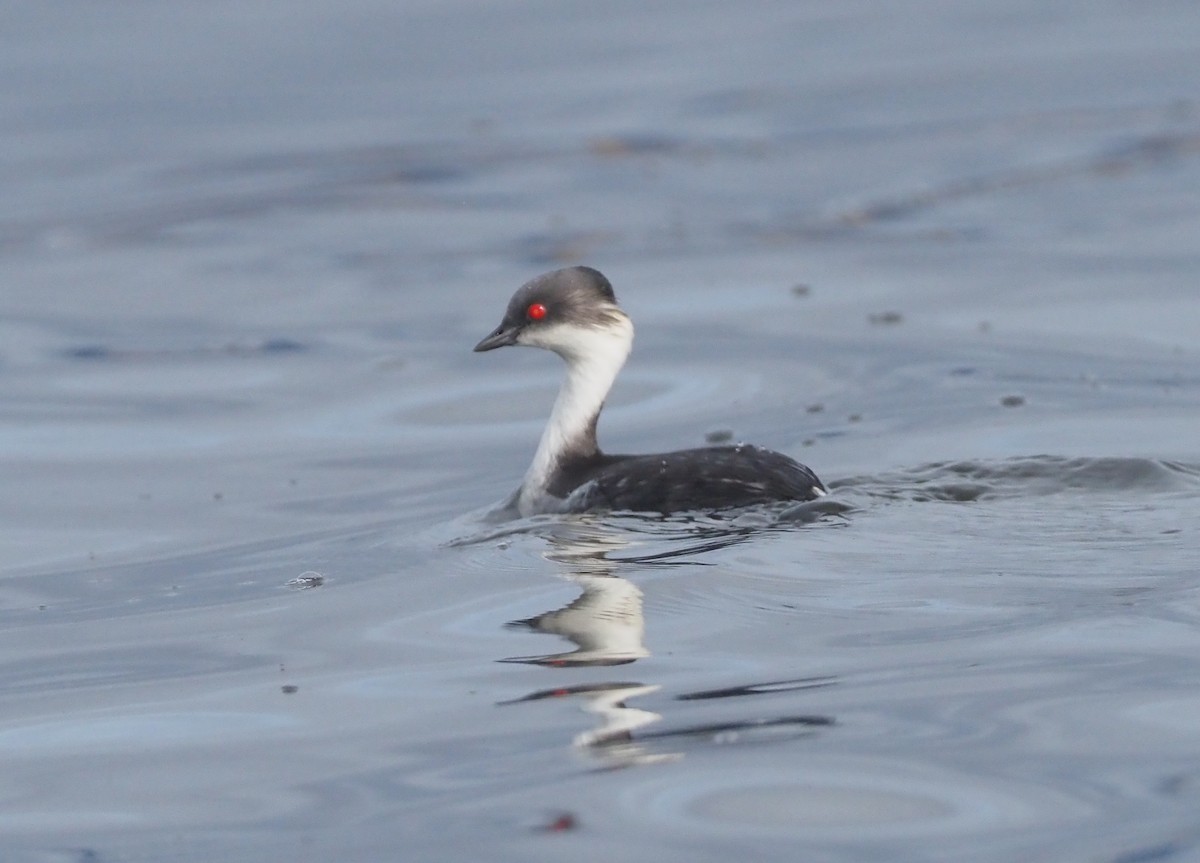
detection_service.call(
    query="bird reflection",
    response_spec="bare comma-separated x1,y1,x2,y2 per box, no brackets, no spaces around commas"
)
493,515,836,768
501,573,647,667
500,518,651,668
496,520,670,766
499,682,681,768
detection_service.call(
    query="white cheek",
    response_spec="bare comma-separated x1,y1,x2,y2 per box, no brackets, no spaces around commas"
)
518,322,572,352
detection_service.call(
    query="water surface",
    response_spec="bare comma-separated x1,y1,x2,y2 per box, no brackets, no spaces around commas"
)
1,2,1199,861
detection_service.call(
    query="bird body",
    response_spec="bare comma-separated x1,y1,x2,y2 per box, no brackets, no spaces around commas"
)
475,266,824,516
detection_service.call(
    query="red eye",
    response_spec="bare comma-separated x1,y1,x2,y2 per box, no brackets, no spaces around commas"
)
527,302,547,321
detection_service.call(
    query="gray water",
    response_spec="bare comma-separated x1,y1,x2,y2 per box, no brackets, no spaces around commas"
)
2,2,1200,861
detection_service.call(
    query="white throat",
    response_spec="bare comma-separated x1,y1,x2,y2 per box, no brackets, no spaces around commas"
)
518,315,633,515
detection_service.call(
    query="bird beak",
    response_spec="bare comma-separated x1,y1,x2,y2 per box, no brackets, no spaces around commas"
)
473,323,520,352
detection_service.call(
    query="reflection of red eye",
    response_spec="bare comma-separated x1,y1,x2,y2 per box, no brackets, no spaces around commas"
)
527,303,547,321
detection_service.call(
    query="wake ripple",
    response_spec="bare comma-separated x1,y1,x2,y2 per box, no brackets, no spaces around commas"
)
831,456,1200,503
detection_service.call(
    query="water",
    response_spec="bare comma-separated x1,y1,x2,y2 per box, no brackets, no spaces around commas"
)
2,1,1199,861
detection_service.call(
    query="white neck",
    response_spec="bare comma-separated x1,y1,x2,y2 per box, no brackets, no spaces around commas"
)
518,317,633,513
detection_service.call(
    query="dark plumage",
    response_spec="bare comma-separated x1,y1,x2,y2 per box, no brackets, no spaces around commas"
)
555,445,825,515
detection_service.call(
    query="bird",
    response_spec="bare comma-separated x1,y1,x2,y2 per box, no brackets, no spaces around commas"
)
474,266,825,516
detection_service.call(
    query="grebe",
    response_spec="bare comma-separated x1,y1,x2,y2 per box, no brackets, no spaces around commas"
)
474,266,826,515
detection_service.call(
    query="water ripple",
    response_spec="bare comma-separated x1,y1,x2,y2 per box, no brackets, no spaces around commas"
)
832,455,1200,503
